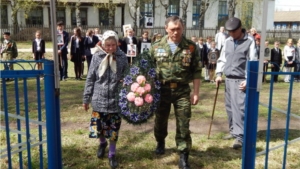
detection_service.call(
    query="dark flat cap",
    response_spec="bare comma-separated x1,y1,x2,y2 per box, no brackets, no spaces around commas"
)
3,32,10,35
225,17,242,31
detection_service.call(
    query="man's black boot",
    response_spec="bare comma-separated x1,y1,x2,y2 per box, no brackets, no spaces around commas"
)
155,141,165,155
179,151,190,169
97,142,108,158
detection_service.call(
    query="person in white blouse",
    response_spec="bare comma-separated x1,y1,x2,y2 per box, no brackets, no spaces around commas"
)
32,30,45,72
283,38,296,82
215,26,228,51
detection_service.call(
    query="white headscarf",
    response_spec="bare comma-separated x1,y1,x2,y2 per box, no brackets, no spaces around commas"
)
98,30,119,77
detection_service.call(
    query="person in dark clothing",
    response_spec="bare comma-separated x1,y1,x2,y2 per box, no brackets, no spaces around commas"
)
197,37,208,71
70,27,85,80
84,29,99,71
294,39,300,82
270,41,282,82
137,30,151,53
121,28,138,63
32,30,45,71
57,21,69,80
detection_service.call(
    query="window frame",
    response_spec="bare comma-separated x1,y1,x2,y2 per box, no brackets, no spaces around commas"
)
218,0,228,27
99,8,109,26
26,7,43,25
48,7,66,25
140,0,155,27
168,0,180,16
1,5,8,25
71,8,88,26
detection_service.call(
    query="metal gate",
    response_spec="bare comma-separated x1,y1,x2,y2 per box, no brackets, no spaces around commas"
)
1,59,62,169
242,61,300,169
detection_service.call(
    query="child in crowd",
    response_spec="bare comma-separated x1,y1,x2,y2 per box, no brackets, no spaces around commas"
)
32,30,45,71
263,41,270,82
283,39,295,82
121,28,138,63
1,32,18,72
295,39,300,82
70,27,85,80
197,37,208,69
270,41,282,82
207,41,219,83
83,30,128,169
204,36,212,81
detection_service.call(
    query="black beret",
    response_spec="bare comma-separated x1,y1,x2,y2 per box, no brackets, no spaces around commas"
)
225,17,242,31
57,21,64,26
3,32,10,36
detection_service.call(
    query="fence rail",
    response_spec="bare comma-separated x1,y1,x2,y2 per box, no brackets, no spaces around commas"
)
1,24,299,43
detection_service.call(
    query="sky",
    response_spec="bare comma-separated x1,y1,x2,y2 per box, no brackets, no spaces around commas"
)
275,0,300,11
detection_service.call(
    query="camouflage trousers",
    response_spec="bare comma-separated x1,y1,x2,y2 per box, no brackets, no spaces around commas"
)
2,53,14,70
154,83,192,152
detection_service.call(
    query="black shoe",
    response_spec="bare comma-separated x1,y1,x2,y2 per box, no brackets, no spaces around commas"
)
223,134,235,140
109,155,118,169
97,142,108,158
155,141,165,155
179,151,190,169
232,139,243,149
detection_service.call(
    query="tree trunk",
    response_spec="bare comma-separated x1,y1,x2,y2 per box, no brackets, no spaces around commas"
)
76,1,81,27
10,0,19,35
108,0,115,30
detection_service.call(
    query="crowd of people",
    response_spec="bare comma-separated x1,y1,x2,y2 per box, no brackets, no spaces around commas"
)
1,17,300,169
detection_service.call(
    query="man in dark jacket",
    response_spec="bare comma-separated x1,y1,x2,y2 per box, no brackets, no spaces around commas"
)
270,41,282,82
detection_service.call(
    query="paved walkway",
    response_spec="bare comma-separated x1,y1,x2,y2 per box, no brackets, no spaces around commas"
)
18,48,69,53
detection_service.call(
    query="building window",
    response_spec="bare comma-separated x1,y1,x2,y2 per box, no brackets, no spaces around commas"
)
99,8,109,26
140,0,154,27
168,0,180,16
1,5,8,25
26,8,43,25
71,8,88,26
48,8,66,25
192,0,201,28
241,2,253,29
218,0,228,27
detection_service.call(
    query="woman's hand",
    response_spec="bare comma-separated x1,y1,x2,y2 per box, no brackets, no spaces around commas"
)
83,103,89,111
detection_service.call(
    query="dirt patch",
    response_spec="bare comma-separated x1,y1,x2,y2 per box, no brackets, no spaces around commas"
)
60,117,300,136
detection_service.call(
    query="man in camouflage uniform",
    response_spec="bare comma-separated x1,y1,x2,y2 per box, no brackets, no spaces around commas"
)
149,16,202,169
1,32,18,71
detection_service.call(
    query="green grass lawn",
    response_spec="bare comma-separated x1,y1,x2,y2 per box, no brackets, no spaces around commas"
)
1,53,300,169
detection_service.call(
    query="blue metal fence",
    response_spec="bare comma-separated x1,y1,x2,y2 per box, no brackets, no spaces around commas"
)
0,59,62,169
242,61,300,169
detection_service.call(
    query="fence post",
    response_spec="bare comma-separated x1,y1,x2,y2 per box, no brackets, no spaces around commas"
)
242,61,260,169
44,60,63,169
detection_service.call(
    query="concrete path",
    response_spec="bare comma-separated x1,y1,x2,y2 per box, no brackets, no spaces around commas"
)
18,48,69,53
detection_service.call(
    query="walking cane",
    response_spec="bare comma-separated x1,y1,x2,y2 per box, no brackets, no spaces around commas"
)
207,81,220,139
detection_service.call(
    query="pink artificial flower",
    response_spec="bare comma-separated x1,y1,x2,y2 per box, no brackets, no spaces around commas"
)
134,97,144,106
136,87,146,96
144,94,153,103
144,83,151,92
136,75,146,85
126,92,136,102
131,82,140,92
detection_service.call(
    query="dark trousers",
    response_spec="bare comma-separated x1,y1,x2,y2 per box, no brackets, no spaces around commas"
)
263,63,269,82
271,64,280,82
294,61,300,80
154,84,192,152
59,53,68,80
86,54,92,71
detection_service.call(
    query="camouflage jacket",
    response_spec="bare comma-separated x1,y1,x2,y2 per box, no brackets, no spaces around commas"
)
149,35,202,83
1,40,18,58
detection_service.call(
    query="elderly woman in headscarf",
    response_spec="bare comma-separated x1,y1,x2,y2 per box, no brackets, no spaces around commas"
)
82,30,128,169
